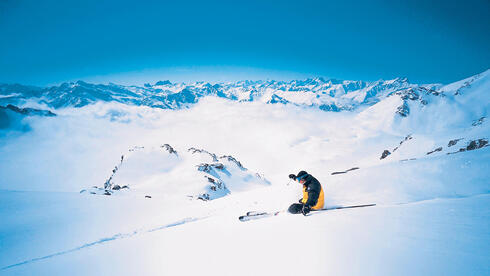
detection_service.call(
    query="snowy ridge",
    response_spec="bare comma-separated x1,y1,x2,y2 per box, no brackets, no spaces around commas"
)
81,144,270,201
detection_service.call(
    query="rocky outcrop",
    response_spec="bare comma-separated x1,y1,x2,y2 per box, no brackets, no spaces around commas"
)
331,167,360,175
396,102,410,117
448,139,462,147
0,104,56,117
0,104,56,130
161,144,178,155
466,139,488,151
82,144,177,196
380,150,391,160
197,163,225,173
188,147,218,162
392,87,443,117
219,155,245,170
83,145,268,200
472,117,485,126
393,135,412,152
427,147,443,155
447,139,489,155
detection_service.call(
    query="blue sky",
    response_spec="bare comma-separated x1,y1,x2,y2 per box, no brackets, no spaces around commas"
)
0,0,488,86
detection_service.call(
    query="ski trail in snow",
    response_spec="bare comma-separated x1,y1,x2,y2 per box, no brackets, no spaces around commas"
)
1,217,203,271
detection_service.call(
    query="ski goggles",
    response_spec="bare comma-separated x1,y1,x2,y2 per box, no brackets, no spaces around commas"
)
296,174,307,182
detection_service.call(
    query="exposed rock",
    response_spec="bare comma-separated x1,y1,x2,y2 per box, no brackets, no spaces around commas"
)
188,147,218,161
454,77,476,95
161,144,178,155
448,139,462,147
331,167,360,175
212,163,224,170
219,155,245,170
466,139,488,151
112,185,121,190
426,147,443,155
145,195,152,199
472,117,485,126
331,171,346,175
448,139,488,154
0,104,56,117
396,102,410,117
197,194,210,201
393,135,412,152
395,88,419,101
104,191,111,196
267,94,289,104
380,150,391,160
197,163,225,172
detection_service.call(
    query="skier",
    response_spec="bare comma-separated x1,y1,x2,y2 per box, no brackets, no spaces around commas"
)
288,171,324,215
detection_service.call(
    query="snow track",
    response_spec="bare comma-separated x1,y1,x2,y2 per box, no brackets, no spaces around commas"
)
1,217,204,271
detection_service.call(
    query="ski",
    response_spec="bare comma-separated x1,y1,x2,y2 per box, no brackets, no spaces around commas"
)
239,204,376,222
239,211,282,222
246,211,268,216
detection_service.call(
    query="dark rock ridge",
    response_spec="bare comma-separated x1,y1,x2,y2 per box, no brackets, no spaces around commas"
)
472,117,485,126
331,167,360,175
190,148,269,201
393,135,412,152
391,87,442,117
219,155,245,170
161,144,178,155
380,150,391,160
465,139,488,151
454,72,482,95
0,104,56,117
448,139,463,147
447,139,488,155
427,147,443,155
0,104,56,130
82,146,147,195
381,134,413,159
188,147,218,162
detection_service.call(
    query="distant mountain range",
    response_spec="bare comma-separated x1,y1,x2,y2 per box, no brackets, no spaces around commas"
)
0,75,445,111
0,69,488,129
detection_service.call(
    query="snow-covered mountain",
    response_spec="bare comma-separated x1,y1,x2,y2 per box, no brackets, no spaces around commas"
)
83,144,269,200
0,75,440,111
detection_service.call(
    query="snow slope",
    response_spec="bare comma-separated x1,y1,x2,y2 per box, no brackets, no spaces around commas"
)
0,70,489,275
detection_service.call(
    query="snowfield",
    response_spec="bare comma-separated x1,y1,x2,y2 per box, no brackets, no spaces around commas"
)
0,70,489,275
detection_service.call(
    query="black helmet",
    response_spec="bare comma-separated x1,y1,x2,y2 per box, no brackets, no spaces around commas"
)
297,171,308,180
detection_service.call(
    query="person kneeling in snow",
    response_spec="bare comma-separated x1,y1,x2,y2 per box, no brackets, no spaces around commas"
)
288,171,324,215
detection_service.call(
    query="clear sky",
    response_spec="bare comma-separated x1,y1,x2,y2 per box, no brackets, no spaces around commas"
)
0,0,489,86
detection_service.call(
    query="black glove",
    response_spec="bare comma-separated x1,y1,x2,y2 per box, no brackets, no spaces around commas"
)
289,174,296,180
298,198,303,203
302,204,311,216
